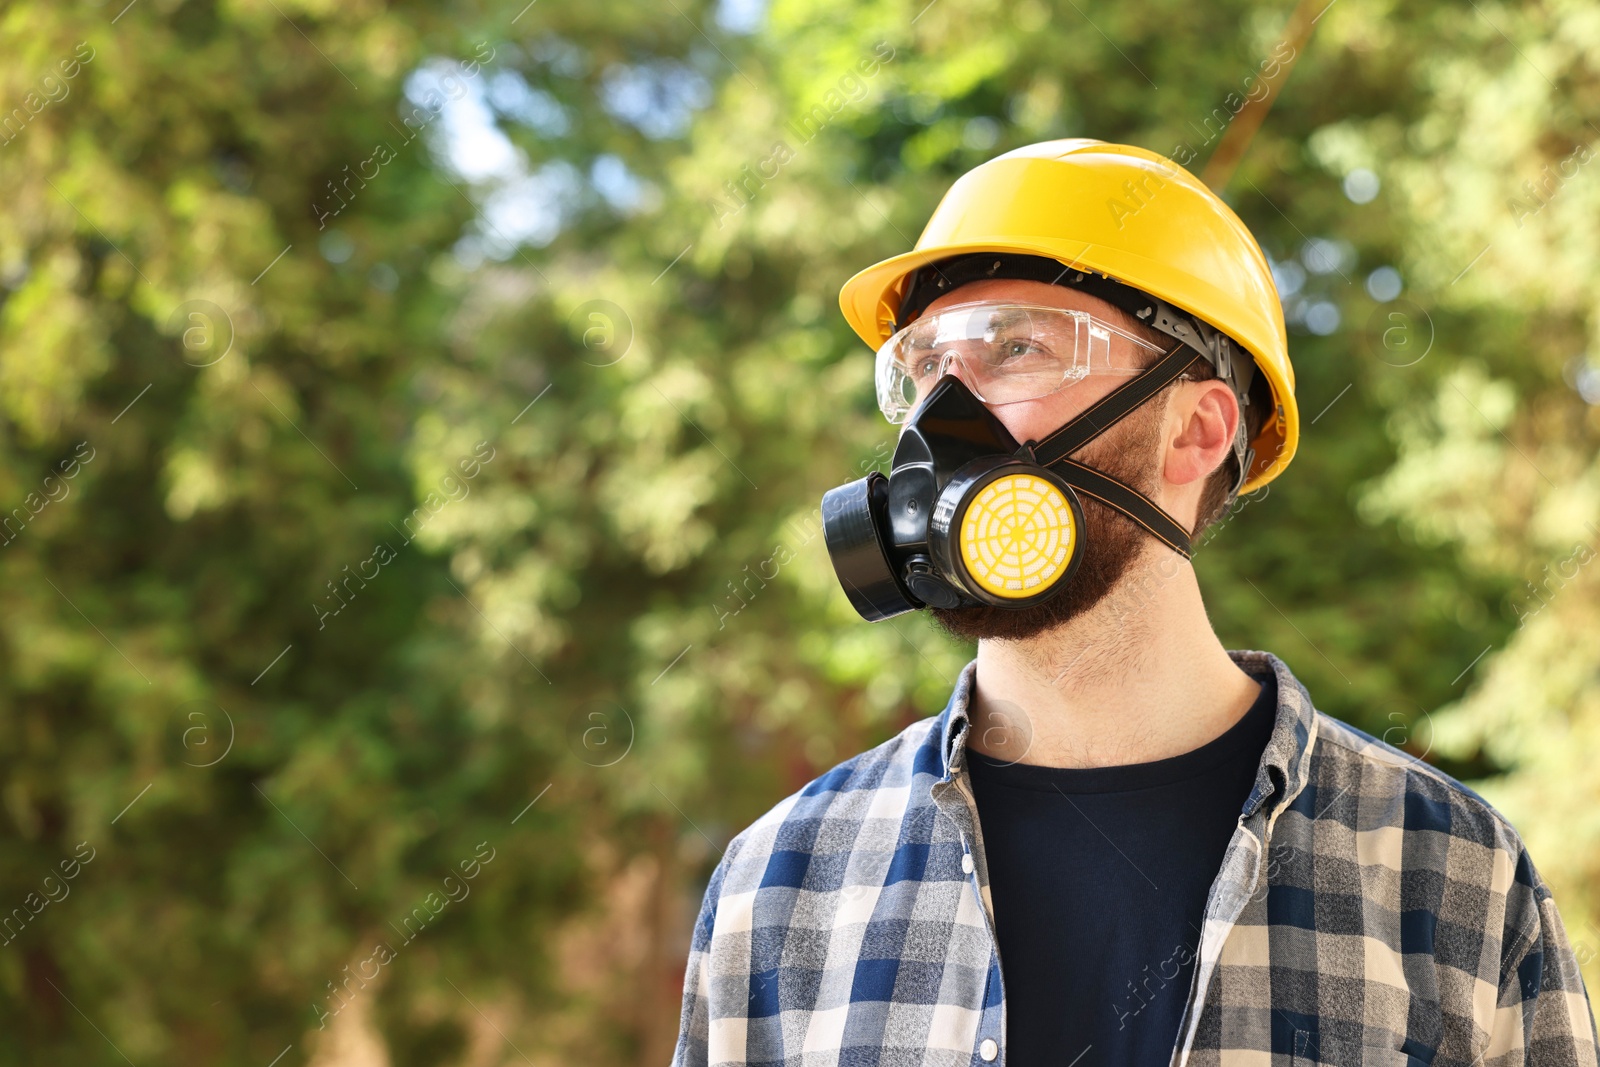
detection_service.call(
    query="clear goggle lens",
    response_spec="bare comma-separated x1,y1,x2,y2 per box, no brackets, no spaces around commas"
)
874,302,1166,424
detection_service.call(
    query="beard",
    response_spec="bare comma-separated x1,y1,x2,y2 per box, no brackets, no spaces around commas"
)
930,398,1173,643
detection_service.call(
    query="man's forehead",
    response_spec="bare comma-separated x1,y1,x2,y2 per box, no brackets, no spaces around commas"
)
919,277,1133,329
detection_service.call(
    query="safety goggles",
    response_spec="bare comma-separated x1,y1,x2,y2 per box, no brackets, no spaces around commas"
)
875,302,1171,424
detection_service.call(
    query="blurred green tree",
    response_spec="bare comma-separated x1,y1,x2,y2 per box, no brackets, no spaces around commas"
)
0,0,1594,1064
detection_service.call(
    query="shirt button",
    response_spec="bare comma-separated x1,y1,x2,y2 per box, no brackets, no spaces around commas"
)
961,853,975,874
979,1038,998,1061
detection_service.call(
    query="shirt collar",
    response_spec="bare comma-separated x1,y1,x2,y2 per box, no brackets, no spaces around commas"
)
931,648,1319,819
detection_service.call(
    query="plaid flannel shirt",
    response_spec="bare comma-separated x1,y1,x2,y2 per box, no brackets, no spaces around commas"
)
671,649,1599,1067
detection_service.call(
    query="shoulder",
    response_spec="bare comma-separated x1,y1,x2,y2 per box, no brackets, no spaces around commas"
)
1310,711,1526,853
713,712,947,898
1304,712,1555,926
1240,644,1527,863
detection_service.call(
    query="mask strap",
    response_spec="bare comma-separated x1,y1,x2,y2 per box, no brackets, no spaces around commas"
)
1028,341,1198,467
1023,341,1201,558
1051,460,1194,558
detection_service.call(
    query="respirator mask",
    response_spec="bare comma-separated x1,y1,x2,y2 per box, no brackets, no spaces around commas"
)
822,254,1259,623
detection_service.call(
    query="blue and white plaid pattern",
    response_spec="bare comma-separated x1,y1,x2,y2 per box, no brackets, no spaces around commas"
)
671,649,1599,1066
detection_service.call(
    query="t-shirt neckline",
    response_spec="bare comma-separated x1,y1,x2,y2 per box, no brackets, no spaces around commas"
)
964,668,1278,795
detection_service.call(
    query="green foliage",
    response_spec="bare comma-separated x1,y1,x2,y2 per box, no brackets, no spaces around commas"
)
1,0,1596,1062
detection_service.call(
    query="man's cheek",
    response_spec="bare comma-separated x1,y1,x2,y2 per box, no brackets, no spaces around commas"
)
991,389,1098,447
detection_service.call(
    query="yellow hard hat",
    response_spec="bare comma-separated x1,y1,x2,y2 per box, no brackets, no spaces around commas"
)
839,138,1297,494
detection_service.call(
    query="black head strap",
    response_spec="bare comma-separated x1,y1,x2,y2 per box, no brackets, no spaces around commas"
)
895,252,1163,331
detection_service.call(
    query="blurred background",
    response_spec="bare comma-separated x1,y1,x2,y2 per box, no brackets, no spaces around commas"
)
2,0,1599,1062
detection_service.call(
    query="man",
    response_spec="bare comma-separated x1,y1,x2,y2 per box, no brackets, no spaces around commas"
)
671,140,1598,1066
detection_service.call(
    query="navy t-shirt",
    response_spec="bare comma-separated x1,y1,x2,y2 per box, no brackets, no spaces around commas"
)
965,667,1277,1067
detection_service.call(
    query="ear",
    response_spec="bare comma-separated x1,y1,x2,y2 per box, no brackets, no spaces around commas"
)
1162,380,1239,487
